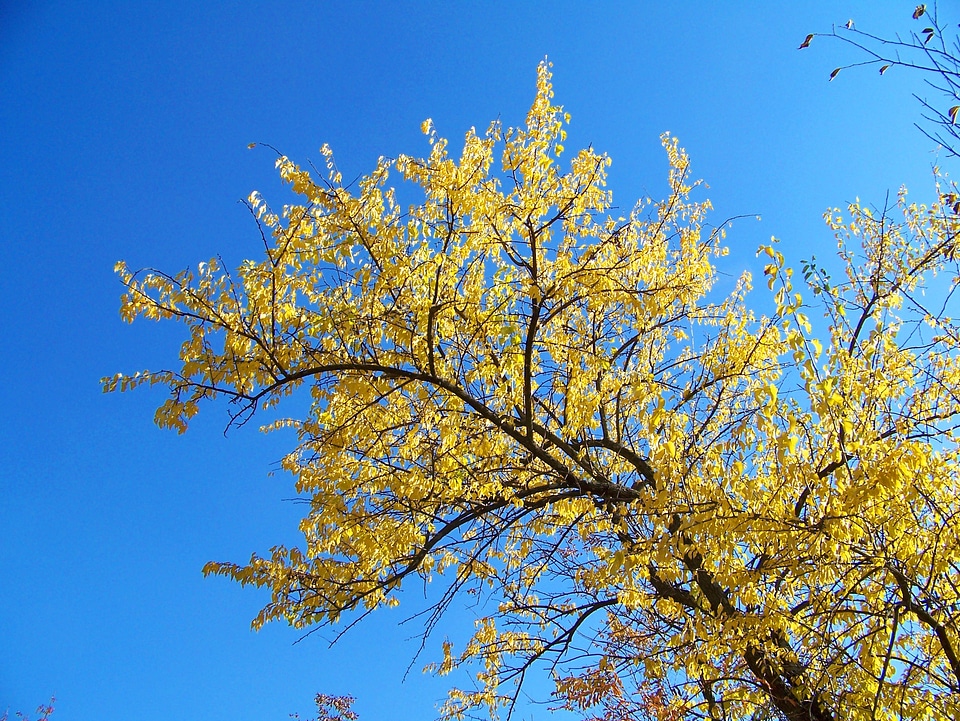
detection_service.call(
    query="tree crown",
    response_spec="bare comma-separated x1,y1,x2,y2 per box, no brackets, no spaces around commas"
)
108,61,960,721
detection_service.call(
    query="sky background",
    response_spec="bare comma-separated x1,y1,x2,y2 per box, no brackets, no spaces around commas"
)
1,2,952,720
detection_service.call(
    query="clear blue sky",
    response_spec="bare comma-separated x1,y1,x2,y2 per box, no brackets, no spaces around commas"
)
0,2,945,720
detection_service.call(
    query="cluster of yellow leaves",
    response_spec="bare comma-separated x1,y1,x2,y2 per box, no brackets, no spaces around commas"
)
107,62,960,721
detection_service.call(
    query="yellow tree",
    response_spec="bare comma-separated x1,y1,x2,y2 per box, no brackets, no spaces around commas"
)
106,62,960,720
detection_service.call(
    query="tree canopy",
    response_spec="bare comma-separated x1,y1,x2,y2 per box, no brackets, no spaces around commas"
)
107,61,960,720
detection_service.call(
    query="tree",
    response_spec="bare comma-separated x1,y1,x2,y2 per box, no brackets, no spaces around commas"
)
106,61,960,720
802,3,960,156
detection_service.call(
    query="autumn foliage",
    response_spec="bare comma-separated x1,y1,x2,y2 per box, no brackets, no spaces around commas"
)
108,62,960,720
2,699,55,721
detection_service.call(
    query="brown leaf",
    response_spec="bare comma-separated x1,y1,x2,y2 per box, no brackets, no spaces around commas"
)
798,34,813,50
879,64,891,75
949,106,960,124
829,67,841,81
913,4,926,19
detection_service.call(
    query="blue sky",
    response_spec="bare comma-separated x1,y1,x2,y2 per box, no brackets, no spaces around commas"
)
0,2,947,720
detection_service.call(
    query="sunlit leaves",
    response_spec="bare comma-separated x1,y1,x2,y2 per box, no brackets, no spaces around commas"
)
109,62,960,721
